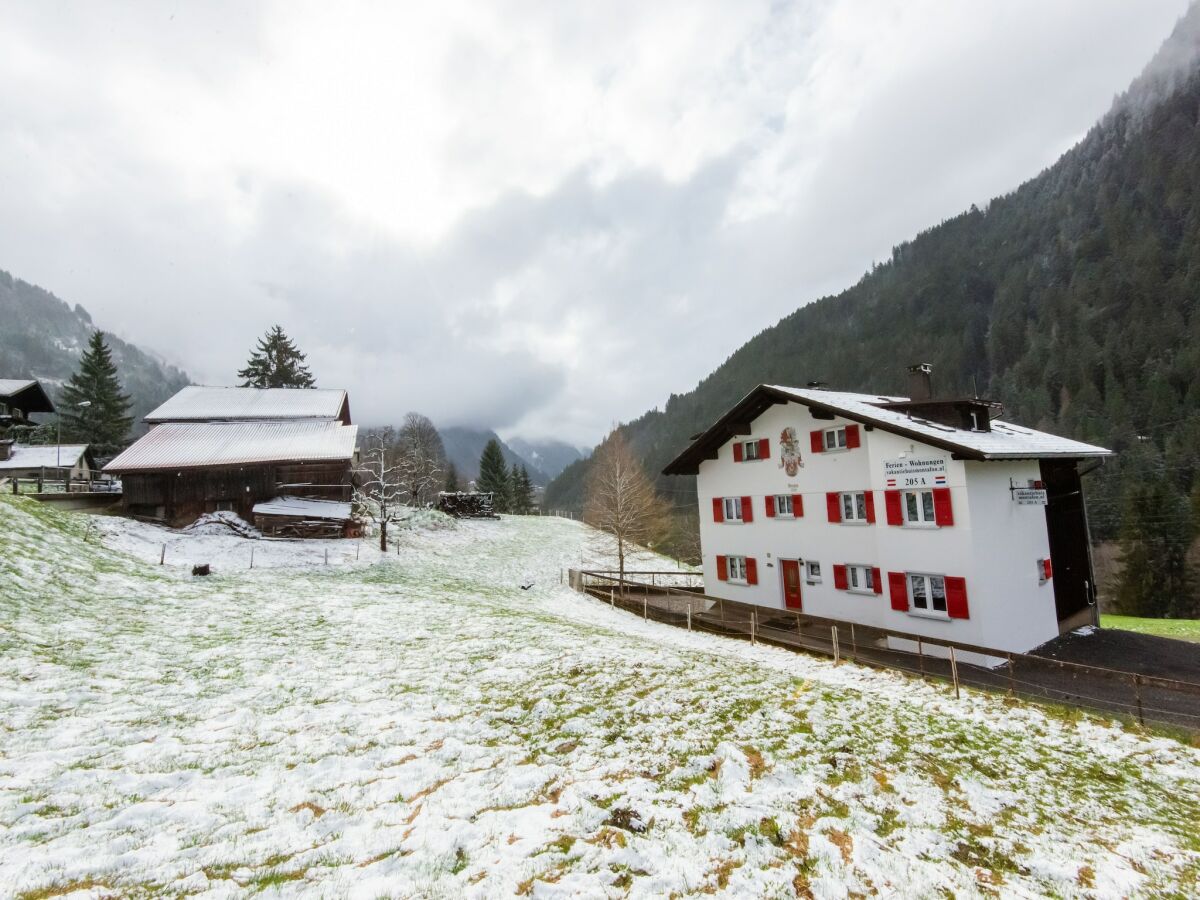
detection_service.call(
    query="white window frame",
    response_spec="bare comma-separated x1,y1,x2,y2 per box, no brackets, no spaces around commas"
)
823,426,848,452
727,555,748,583
722,496,744,522
773,494,794,518
840,491,869,524
741,440,761,461
902,489,937,527
805,560,822,584
846,563,875,595
908,572,949,619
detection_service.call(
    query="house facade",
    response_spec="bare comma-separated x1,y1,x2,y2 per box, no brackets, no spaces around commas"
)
663,374,1111,656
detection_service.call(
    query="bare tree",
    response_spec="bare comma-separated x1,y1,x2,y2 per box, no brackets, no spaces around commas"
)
396,412,446,506
355,434,405,551
583,431,669,589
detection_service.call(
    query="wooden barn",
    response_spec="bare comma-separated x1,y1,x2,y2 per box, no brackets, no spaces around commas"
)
0,379,56,427
104,386,359,534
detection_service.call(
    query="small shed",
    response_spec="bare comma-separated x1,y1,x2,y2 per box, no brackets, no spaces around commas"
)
253,496,360,538
0,442,94,481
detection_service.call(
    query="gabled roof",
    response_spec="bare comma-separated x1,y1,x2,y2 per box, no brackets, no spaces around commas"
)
0,379,55,414
104,421,358,473
0,444,90,470
144,386,350,424
662,384,1112,475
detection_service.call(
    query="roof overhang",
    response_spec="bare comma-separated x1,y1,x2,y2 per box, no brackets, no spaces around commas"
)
0,380,55,414
662,384,1113,476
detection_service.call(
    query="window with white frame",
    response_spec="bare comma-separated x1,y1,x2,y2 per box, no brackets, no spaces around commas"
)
742,440,761,461
727,555,748,582
903,489,937,526
823,426,848,451
774,494,794,517
846,564,875,593
722,497,743,521
841,491,869,522
805,560,821,583
909,573,947,616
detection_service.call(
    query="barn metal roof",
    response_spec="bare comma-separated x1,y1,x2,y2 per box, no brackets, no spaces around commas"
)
663,384,1112,475
144,386,349,423
252,496,353,521
0,444,89,470
104,421,358,473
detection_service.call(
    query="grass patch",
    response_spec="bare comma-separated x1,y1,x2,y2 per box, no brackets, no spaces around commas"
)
1101,615,1200,643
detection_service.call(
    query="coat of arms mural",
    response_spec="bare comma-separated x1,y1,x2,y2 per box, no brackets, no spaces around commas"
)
779,426,802,476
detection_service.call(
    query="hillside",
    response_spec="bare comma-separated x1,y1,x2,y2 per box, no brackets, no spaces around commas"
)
0,268,190,430
440,425,551,486
3,495,1199,894
545,7,1200,540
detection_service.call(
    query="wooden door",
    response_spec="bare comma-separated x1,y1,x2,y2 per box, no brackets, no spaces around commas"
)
781,559,802,610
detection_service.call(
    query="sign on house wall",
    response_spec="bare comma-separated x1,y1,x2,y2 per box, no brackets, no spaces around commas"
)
1012,487,1048,506
883,455,948,489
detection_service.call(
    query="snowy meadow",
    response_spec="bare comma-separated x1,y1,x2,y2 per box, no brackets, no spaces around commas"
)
1,495,1198,898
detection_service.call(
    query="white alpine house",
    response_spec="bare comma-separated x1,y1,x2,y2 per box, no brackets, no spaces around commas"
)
663,367,1112,657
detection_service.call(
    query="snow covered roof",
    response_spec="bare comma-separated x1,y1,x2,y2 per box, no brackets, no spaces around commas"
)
104,421,358,472
663,384,1112,475
0,444,89,470
144,385,350,423
252,496,353,521
0,379,55,413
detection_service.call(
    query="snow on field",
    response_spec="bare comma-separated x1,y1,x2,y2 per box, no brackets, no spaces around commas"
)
1,495,1198,898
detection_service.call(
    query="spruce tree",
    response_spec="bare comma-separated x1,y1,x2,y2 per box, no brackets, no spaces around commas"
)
477,439,510,512
237,325,316,388
513,465,535,513
444,461,461,493
59,331,133,458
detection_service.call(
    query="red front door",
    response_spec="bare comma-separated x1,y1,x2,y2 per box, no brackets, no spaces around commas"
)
781,559,802,610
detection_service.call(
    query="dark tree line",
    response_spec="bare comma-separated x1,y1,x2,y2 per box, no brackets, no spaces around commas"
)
476,438,535,513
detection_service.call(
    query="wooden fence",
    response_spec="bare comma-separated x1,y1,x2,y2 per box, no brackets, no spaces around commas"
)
570,569,1200,734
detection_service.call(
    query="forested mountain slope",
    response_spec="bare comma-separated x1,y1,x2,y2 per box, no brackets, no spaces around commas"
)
0,268,190,430
547,7,1200,548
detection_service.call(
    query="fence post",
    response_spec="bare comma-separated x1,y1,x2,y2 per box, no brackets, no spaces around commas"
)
643,591,648,622
250,546,255,569
1133,673,1144,727
609,588,614,608
850,622,857,659
751,610,756,645
949,646,960,700
1007,653,1015,696
160,543,166,565
917,637,925,680
325,548,329,565
687,607,692,631
357,542,361,561
832,625,840,665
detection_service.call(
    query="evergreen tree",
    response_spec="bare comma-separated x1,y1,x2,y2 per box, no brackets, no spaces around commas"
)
59,331,133,458
477,439,510,512
513,465,535,513
444,461,461,493
237,325,316,388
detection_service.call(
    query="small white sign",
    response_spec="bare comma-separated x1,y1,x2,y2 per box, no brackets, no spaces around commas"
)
883,456,948,489
1013,488,1048,506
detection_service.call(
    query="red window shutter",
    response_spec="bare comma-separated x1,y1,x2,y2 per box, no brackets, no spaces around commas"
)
746,557,758,585
712,497,724,523
872,567,883,594
1043,558,1053,581
846,424,861,449
933,488,954,526
792,494,803,517
716,555,728,581
733,443,744,463
946,576,969,619
888,572,909,611
864,491,876,524
741,496,754,523
758,438,769,459
765,495,776,517
826,492,841,523
810,430,824,453
885,490,903,526
833,564,848,590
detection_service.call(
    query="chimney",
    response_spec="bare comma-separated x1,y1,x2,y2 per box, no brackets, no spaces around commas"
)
907,363,933,401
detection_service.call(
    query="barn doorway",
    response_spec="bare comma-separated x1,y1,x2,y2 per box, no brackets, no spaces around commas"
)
1041,460,1097,633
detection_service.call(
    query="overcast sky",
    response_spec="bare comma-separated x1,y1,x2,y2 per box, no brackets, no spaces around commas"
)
0,1,1190,445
